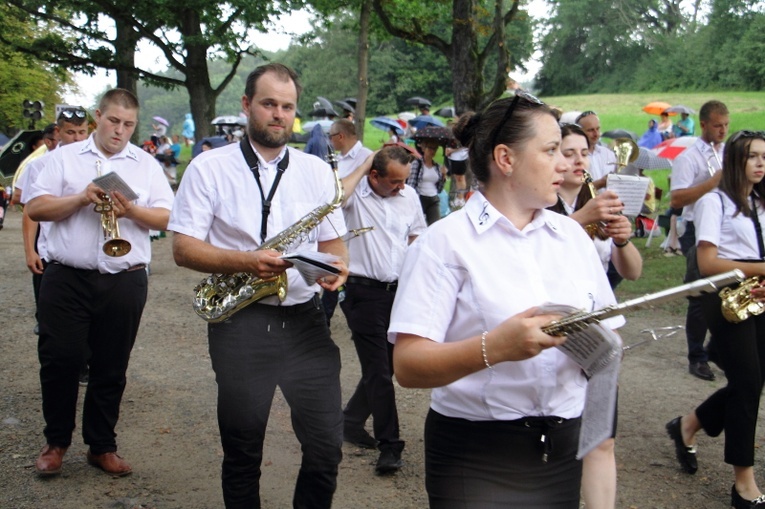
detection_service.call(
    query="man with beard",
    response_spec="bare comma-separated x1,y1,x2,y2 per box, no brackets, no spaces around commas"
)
168,63,349,509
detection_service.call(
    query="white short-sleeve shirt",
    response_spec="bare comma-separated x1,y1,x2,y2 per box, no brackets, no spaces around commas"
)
337,141,373,179
589,144,617,182
388,191,624,421
696,190,764,260
26,135,175,273
344,178,426,282
671,138,724,222
16,152,54,260
167,142,347,306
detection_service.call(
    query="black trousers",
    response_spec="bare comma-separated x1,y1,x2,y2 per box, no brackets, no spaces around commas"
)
680,221,709,363
37,263,147,453
425,409,582,508
420,194,441,225
696,292,765,466
339,283,402,447
208,296,343,509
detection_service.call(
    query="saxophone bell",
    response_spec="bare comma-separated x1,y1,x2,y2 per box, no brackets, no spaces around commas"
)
719,276,765,323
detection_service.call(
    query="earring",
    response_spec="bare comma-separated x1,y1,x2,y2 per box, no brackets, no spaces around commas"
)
504,170,512,177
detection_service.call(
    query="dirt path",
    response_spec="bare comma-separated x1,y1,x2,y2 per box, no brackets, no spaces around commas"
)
1,206,760,508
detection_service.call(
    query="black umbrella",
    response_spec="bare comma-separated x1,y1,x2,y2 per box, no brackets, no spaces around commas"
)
192,135,229,158
308,107,339,118
405,96,432,107
343,97,357,109
413,125,455,146
0,130,41,179
602,129,637,141
334,100,355,114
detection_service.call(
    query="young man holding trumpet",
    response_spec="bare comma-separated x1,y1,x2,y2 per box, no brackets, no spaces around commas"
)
25,89,174,477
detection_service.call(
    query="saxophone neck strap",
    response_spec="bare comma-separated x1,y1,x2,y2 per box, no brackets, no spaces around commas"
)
240,137,290,243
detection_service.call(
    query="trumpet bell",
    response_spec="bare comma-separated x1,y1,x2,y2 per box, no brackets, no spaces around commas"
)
103,238,132,257
613,137,639,172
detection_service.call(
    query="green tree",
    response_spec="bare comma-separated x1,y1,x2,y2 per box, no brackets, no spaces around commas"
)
371,0,534,113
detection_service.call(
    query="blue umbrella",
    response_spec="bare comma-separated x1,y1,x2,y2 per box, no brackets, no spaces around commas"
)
409,115,445,130
192,136,229,158
370,117,404,136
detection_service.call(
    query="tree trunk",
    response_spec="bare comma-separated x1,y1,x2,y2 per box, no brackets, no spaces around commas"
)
355,0,372,141
451,0,481,114
113,17,140,143
180,9,216,139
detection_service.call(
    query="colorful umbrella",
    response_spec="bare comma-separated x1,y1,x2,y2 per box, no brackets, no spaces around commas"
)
413,125,455,146
651,136,698,160
371,117,405,136
642,101,673,116
409,115,445,130
152,116,169,127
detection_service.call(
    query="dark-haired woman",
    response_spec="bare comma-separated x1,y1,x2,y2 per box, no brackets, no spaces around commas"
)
554,122,642,509
407,140,446,225
388,92,625,508
666,131,765,509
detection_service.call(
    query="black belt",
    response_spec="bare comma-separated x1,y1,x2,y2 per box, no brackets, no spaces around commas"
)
346,276,398,292
49,261,146,273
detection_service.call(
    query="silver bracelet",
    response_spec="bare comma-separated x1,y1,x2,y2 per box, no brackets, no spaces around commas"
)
481,331,493,370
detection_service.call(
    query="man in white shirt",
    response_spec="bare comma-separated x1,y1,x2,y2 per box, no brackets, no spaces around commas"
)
168,63,349,509
670,100,730,381
321,118,375,324
576,111,617,189
15,108,90,336
26,89,174,478
339,146,426,474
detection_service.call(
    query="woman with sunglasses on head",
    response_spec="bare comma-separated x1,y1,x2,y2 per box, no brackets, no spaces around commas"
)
407,139,447,225
667,131,765,509
388,91,625,508
551,122,642,509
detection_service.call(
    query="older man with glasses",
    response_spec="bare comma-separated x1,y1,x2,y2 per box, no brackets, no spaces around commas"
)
575,111,617,191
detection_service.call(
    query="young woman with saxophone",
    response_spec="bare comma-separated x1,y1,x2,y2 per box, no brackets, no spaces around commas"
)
387,91,625,508
666,130,765,509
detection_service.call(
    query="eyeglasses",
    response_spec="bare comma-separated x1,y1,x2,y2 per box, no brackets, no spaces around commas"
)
489,89,545,149
574,110,597,124
59,109,87,120
729,130,765,144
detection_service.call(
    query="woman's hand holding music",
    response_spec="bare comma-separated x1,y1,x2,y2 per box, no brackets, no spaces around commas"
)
605,214,633,244
571,190,623,228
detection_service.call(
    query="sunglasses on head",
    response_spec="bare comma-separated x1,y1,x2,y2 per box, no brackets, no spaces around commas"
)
574,110,597,123
489,89,545,148
60,109,87,120
729,130,765,144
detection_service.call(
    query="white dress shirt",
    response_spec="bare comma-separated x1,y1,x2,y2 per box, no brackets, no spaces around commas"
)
27,135,174,273
671,138,725,222
337,141,373,179
16,152,54,260
696,190,764,260
589,143,617,181
344,178,426,282
168,142,348,306
388,191,624,421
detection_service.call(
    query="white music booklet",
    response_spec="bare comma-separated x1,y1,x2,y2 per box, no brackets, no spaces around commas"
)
281,251,341,285
606,174,650,217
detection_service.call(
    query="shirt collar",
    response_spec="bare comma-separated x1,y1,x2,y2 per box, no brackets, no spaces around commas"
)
465,190,569,238
79,133,140,161
251,141,288,168
340,141,363,160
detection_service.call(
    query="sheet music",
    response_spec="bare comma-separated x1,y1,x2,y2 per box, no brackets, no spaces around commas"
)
606,174,650,217
281,251,341,285
92,173,139,201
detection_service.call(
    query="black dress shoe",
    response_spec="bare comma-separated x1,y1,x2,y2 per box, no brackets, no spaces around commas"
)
731,485,765,508
343,426,377,449
375,446,403,475
689,361,715,381
665,416,697,474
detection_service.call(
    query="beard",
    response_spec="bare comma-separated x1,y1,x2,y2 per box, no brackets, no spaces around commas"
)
247,118,293,149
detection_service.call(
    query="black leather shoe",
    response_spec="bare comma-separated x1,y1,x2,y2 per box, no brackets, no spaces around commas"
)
343,426,377,449
731,484,765,508
666,416,697,474
689,361,715,381
375,446,403,475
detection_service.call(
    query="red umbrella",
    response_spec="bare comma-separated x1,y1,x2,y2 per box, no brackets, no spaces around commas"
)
651,136,698,160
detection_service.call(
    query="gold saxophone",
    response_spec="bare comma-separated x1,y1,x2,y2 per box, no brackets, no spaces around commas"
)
193,152,344,322
719,277,765,323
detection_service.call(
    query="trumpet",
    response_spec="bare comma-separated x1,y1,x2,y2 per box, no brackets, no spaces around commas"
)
94,193,131,257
